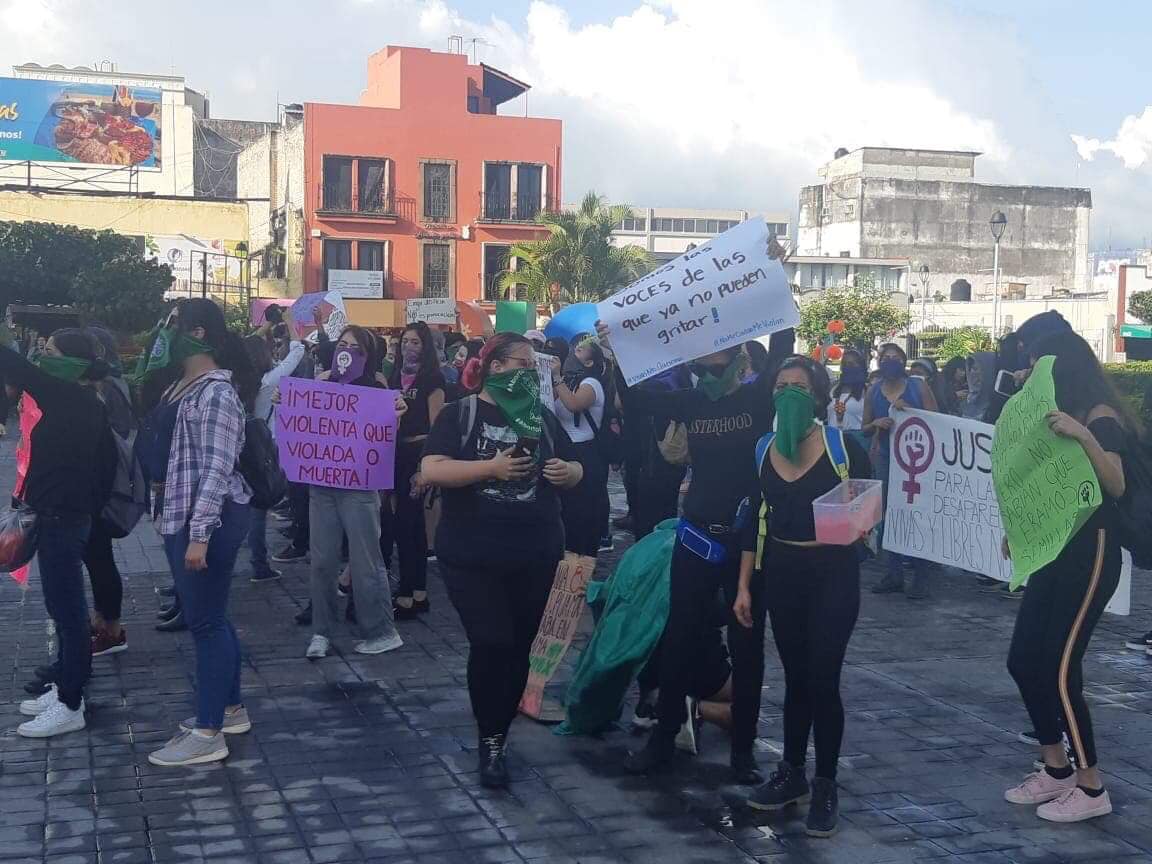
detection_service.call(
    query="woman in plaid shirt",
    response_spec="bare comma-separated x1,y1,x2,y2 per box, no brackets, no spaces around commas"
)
140,299,260,768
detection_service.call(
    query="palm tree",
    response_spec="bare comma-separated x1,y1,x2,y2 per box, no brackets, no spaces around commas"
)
498,192,652,311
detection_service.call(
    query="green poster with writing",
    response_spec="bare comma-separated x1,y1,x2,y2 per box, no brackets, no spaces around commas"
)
991,355,1101,588
495,301,535,335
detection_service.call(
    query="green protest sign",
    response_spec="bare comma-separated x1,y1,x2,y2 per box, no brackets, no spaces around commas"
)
991,355,1101,588
495,301,535,335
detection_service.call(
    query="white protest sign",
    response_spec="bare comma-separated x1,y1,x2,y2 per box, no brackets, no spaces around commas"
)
883,408,1129,614
327,269,384,299
597,217,798,386
407,298,457,326
535,352,555,407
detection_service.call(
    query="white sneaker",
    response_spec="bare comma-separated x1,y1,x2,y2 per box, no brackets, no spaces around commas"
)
18,700,86,738
20,685,59,716
675,696,699,754
305,634,330,660
354,633,403,655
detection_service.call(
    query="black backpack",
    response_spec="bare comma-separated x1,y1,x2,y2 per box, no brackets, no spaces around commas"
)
239,415,288,511
102,427,149,539
1116,436,1152,568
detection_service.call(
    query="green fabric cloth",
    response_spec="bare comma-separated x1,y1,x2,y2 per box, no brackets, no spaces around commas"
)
773,385,816,461
484,368,543,438
695,354,747,401
143,328,214,376
36,354,90,383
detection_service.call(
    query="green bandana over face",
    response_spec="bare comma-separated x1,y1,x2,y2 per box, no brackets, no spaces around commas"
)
774,385,816,462
485,368,543,439
144,328,214,375
36,354,90,383
695,354,747,401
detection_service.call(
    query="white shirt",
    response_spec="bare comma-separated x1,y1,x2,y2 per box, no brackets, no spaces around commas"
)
255,341,305,432
826,392,865,431
555,377,605,444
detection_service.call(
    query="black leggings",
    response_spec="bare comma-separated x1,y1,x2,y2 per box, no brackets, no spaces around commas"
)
1008,526,1120,770
766,541,860,780
84,519,123,622
561,440,609,557
392,441,428,596
441,556,557,738
656,539,766,756
288,481,310,551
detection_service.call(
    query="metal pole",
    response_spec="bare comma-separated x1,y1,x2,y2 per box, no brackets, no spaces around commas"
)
921,280,928,330
992,241,1001,338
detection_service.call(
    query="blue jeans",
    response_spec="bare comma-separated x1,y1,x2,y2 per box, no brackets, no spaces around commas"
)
164,499,251,729
248,507,272,576
39,512,93,710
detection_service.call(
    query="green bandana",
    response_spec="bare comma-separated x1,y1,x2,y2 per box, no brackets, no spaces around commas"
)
36,354,90,383
144,328,214,376
695,355,747,401
773,385,816,462
485,368,543,439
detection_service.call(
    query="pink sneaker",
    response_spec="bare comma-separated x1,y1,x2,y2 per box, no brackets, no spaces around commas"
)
1004,770,1076,805
1037,787,1112,823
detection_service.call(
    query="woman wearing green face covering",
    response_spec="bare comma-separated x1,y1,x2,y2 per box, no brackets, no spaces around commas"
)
736,356,872,838
421,333,583,789
0,329,117,739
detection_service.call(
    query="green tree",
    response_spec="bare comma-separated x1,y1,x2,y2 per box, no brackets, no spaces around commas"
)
933,326,994,362
0,220,171,332
797,278,911,351
1129,290,1152,323
499,192,652,309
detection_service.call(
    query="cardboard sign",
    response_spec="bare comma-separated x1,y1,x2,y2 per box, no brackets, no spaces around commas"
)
991,356,1101,588
290,290,347,339
327,269,384,299
597,217,798,386
535,352,555,407
884,406,1129,614
407,298,457,326
276,379,397,490
520,555,597,721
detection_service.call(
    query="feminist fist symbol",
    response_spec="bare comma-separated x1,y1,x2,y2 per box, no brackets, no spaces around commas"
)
893,418,935,504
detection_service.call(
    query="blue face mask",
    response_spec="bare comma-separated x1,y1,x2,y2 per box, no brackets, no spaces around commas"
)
879,358,906,380
841,366,866,385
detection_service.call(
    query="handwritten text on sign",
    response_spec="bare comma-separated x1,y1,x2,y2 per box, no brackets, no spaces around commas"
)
407,298,457,326
597,217,798,386
276,378,397,491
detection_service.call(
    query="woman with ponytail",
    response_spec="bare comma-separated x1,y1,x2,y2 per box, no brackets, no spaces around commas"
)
3,328,117,738
135,298,258,766
422,334,583,788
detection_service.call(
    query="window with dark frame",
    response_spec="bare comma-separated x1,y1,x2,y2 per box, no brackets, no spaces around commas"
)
322,239,352,289
423,243,451,298
322,157,353,211
358,241,385,272
516,163,543,220
423,162,453,221
357,160,388,213
483,244,512,301
484,163,512,220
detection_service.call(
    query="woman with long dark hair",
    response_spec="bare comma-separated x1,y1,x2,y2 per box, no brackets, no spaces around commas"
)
827,348,868,448
305,326,407,659
739,356,871,837
421,334,583,788
548,334,611,557
387,322,445,617
8,328,116,738
133,298,258,765
1003,331,1130,823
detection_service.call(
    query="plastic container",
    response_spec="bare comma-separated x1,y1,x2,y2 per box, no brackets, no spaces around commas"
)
812,479,884,545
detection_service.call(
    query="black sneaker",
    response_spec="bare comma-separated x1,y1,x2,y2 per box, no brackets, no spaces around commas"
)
250,569,283,584
806,777,839,837
746,761,810,811
394,598,430,620
1124,630,1152,652
731,748,764,786
294,603,313,626
34,663,58,682
272,545,308,564
155,585,177,599
632,693,658,731
624,732,676,775
23,677,52,696
155,609,187,632
478,734,509,789
598,535,615,553
1019,728,1040,746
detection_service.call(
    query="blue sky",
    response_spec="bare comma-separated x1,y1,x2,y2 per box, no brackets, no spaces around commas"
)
3,0,1152,248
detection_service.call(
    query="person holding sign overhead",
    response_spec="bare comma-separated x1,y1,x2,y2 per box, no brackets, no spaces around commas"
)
1001,331,1130,824
304,326,407,661
737,356,871,837
421,334,583,789
386,322,445,619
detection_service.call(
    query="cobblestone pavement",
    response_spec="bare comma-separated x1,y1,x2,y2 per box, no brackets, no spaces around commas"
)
3,440,1152,863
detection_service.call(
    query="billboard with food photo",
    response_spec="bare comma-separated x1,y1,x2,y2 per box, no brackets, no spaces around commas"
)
0,77,161,168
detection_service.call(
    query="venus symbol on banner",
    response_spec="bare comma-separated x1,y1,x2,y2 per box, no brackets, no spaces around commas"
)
893,417,935,503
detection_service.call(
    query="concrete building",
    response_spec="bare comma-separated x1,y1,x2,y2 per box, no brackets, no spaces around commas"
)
787,255,909,295
797,148,1093,307
611,207,790,262
238,45,562,323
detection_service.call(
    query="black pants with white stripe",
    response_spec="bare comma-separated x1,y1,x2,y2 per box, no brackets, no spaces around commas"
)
1007,524,1121,770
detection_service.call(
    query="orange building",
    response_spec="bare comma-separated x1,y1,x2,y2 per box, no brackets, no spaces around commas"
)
302,46,562,321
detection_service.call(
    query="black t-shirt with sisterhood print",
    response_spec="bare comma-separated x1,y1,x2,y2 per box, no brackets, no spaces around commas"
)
423,398,576,567
396,370,446,438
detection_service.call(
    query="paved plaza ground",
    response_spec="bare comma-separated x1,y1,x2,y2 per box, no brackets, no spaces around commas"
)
3,440,1152,864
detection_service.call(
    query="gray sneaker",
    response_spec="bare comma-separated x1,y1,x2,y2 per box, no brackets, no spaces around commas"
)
148,730,229,767
180,705,251,735
354,633,403,655
306,634,330,660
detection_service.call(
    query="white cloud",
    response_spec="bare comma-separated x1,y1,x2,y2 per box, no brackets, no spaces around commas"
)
1073,107,1152,169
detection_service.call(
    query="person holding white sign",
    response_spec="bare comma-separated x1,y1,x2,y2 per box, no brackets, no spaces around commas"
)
737,356,871,837
597,319,795,784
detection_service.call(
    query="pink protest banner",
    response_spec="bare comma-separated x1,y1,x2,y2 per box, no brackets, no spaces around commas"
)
276,379,397,490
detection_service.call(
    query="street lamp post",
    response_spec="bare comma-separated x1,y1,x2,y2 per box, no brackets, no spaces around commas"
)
990,210,1007,338
918,264,930,332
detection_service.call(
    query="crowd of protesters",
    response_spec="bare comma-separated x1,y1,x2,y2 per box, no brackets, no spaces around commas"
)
3,294,1133,829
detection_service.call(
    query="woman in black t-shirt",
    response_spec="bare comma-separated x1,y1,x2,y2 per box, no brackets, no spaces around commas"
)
422,333,583,789
387,322,445,618
1002,332,1128,824
738,356,871,837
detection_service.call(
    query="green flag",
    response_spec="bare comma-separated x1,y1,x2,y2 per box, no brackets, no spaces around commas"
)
991,355,1102,588
495,301,535,335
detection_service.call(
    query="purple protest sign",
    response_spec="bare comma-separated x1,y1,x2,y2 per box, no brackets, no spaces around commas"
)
276,378,397,490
